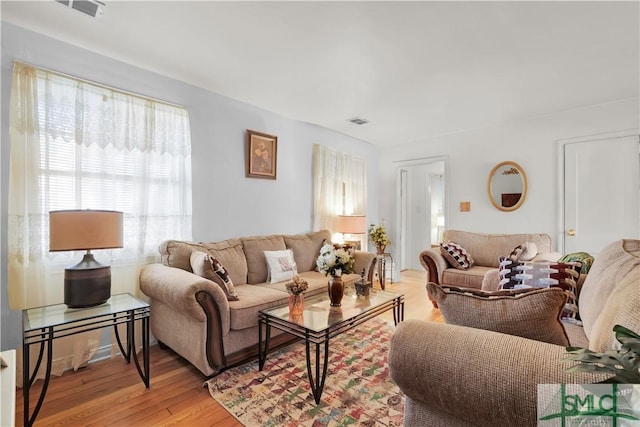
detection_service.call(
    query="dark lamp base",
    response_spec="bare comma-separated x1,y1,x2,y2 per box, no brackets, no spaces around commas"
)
64,253,111,308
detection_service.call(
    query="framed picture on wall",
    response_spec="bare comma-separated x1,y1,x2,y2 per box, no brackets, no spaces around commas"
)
246,129,277,179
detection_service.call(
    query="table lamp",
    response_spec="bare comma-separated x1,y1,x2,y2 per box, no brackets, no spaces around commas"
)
49,209,123,308
334,215,367,250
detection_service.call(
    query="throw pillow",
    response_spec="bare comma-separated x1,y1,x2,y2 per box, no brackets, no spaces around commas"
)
507,242,538,262
498,258,582,322
559,252,594,274
190,251,239,301
520,242,538,261
507,243,524,261
426,282,570,346
264,249,298,283
440,241,474,270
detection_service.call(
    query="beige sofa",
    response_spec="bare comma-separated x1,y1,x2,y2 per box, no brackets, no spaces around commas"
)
390,239,640,426
419,230,560,291
139,230,376,376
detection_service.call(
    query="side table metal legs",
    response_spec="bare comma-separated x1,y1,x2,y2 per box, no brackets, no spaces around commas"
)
114,310,151,387
23,327,53,427
375,253,395,290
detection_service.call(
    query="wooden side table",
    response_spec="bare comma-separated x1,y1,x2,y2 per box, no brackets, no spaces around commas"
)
22,293,150,427
375,253,394,290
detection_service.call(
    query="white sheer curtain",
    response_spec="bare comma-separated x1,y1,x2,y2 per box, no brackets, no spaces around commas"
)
8,61,192,383
312,144,367,245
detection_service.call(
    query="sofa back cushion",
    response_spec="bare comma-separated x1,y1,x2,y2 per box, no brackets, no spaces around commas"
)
240,235,286,284
579,239,640,349
159,240,208,272
284,230,331,272
202,238,248,285
442,230,553,268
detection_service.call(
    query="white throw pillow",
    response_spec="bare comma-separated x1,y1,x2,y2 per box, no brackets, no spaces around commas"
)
264,249,298,283
519,242,538,261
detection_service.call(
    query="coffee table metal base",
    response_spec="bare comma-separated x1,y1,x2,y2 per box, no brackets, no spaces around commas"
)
258,293,404,404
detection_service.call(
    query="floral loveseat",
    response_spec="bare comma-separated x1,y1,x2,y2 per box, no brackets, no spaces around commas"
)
139,230,376,376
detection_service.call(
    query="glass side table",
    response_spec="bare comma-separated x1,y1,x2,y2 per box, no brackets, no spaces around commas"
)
22,293,150,427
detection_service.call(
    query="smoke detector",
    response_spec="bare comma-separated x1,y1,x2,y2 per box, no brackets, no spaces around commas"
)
347,117,370,126
55,0,105,18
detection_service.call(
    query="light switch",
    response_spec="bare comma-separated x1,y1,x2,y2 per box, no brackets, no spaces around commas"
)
460,201,471,212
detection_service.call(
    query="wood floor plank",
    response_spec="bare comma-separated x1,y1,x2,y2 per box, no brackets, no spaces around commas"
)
14,269,439,426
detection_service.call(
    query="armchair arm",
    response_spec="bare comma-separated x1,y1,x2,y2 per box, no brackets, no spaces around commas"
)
353,250,376,284
418,248,448,284
389,320,607,426
139,263,231,334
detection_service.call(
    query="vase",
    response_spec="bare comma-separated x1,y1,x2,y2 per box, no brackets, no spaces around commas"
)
288,293,304,316
328,275,344,307
376,245,386,254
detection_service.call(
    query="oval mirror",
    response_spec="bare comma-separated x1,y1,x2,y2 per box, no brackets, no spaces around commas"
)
487,161,528,211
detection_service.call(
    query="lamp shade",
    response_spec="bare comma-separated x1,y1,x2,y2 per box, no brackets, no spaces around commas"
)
49,210,123,251
334,215,367,234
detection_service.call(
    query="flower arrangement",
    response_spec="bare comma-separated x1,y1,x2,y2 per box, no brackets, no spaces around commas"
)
285,275,308,295
368,222,391,249
316,243,354,277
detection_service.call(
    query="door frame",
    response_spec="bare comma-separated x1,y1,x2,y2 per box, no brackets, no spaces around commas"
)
556,128,639,254
394,155,449,273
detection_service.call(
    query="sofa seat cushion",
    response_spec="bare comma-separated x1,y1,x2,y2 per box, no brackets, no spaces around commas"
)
227,285,289,330
254,271,361,296
442,265,494,289
241,235,287,284
202,239,248,285
563,321,589,348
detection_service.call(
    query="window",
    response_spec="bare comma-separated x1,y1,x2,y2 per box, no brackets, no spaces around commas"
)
8,62,192,309
312,144,367,246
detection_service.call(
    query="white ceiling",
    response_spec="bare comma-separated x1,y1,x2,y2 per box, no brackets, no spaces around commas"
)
2,1,638,147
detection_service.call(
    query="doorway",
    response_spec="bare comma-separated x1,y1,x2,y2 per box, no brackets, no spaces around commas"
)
559,131,640,255
396,157,447,272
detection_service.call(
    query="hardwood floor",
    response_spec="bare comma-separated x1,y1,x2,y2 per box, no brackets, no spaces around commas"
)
15,269,440,426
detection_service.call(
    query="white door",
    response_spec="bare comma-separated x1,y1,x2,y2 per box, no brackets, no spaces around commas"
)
562,134,640,255
396,158,447,271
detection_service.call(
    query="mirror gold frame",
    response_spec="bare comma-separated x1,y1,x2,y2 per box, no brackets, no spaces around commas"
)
487,161,528,212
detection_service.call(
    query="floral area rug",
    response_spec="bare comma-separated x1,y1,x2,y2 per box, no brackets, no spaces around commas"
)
205,317,404,426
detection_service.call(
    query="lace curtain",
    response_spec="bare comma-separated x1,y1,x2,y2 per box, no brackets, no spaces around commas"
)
8,61,192,384
312,144,367,246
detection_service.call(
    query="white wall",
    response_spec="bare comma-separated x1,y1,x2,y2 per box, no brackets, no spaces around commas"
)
0,22,379,350
379,98,640,264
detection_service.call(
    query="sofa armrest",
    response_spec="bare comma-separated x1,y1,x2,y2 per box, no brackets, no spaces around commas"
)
139,263,231,332
481,268,501,291
353,250,376,283
418,248,448,284
389,320,607,426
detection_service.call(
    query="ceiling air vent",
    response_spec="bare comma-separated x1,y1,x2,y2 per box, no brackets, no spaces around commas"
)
55,0,105,18
347,117,370,126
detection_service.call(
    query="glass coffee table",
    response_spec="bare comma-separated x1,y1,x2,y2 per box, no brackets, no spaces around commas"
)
258,286,404,404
